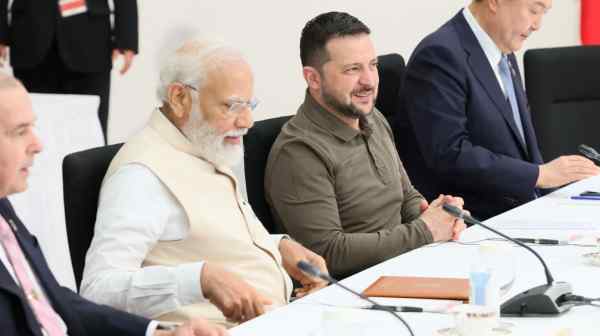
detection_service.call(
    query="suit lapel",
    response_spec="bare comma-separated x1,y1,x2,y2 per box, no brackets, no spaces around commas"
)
0,272,42,336
453,13,530,157
0,268,44,336
509,54,543,163
12,223,84,336
0,261,23,297
0,206,45,336
0,199,85,336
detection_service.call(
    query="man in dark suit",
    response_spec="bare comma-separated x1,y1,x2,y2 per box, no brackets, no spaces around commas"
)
0,74,226,335
399,0,599,220
0,0,139,143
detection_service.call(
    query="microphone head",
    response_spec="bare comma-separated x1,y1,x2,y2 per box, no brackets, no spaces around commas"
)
579,144,599,159
297,260,321,278
442,203,464,219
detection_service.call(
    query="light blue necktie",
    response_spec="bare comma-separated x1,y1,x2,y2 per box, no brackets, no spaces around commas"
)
499,55,525,142
499,56,537,198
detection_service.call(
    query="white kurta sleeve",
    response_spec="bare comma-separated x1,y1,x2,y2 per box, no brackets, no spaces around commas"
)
80,164,206,318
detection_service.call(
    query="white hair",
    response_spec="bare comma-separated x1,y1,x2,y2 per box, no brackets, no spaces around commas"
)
156,28,246,102
181,94,247,167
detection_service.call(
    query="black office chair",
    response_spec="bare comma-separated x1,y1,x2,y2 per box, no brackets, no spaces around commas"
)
377,53,432,198
243,116,292,234
525,46,600,160
62,143,123,290
376,53,406,125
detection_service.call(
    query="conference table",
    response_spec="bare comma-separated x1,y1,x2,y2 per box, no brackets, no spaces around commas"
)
231,175,600,335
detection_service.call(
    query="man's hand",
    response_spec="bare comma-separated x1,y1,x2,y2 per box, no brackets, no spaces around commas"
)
278,238,329,298
451,213,467,241
155,318,228,336
201,263,272,323
435,195,467,240
419,199,429,214
537,155,599,188
420,194,467,241
0,44,8,67
112,49,136,75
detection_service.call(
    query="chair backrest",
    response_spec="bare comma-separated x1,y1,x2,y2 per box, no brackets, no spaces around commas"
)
525,46,600,160
376,53,406,124
243,116,292,234
376,53,433,198
62,143,123,290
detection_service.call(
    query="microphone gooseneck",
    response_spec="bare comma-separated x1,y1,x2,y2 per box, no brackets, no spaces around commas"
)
297,261,415,336
442,204,576,316
442,204,554,285
579,144,600,163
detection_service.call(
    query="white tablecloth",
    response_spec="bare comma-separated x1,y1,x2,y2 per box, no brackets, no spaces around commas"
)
231,176,600,336
9,93,103,290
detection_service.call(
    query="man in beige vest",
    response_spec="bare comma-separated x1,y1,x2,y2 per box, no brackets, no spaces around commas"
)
80,36,328,327
0,72,227,336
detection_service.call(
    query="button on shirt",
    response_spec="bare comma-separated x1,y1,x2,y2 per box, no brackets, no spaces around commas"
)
80,163,284,319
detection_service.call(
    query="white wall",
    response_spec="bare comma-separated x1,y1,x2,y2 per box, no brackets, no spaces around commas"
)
108,0,581,144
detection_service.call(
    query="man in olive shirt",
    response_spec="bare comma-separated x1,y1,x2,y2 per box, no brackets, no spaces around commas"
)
265,12,467,279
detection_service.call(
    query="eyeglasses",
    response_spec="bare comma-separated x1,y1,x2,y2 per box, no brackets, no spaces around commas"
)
183,84,259,117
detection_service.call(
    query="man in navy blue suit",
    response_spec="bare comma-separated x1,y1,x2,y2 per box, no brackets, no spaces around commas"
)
0,73,227,335
399,0,599,220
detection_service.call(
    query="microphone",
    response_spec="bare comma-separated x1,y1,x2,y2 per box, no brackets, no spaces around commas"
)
578,144,600,164
442,204,575,316
297,261,415,336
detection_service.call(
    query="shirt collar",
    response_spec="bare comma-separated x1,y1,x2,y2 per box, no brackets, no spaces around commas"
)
149,108,197,155
463,7,504,68
301,90,370,143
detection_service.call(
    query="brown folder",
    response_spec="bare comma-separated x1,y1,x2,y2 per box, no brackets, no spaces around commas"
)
362,276,470,302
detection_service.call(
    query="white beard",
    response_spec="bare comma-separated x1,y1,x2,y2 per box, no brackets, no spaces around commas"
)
181,105,246,168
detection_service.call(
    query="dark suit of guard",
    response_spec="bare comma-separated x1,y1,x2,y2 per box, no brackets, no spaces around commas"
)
0,0,139,142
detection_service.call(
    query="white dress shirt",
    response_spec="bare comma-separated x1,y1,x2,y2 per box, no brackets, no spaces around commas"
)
463,7,507,95
81,163,284,319
0,224,159,336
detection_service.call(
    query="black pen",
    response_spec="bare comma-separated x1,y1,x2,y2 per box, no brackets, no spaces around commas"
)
515,238,563,245
366,304,428,313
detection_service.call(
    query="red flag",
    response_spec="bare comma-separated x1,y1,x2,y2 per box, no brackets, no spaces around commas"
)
581,0,600,45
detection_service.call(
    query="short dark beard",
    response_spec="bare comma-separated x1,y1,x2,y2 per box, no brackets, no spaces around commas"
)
321,82,373,119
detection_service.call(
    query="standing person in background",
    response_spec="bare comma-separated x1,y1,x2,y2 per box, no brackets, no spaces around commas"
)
0,0,138,143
